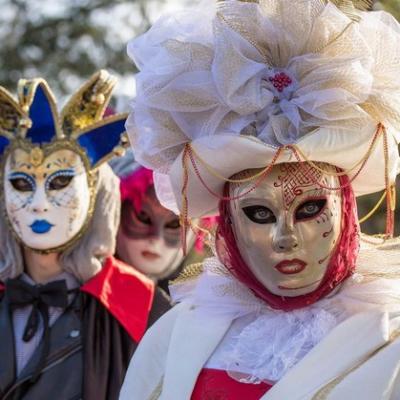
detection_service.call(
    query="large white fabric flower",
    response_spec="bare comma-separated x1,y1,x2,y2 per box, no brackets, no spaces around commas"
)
127,0,400,173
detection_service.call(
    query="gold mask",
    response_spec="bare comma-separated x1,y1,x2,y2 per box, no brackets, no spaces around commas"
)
229,162,342,297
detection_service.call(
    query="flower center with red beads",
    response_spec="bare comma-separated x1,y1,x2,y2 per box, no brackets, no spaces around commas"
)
268,71,293,93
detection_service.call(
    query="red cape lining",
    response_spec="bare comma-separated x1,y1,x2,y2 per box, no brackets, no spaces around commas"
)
81,256,155,343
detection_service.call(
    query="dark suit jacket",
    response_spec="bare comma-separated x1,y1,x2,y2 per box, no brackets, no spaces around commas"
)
0,257,171,400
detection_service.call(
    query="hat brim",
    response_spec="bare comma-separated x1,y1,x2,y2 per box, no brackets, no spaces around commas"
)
159,122,400,218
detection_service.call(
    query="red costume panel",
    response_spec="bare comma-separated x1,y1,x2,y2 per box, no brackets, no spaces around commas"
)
81,256,155,342
192,369,272,400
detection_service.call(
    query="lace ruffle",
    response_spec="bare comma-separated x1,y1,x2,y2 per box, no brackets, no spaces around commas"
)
222,307,338,383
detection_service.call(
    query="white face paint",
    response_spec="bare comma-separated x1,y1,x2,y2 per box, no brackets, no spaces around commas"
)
116,187,183,279
4,148,92,251
230,163,342,297
116,234,183,278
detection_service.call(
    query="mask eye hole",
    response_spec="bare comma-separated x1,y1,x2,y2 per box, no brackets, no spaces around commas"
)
165,218,180,230
242,205,276,224
136,210,152,225
46,170,75,191
295,198,327,221
8,173,35,192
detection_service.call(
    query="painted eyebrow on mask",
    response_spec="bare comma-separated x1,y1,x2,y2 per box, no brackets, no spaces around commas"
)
46,168,75,177
8,171,36,183
12,162,32,169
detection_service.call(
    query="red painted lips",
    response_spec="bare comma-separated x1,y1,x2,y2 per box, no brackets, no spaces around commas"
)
274,259,307,275
141,250,161,260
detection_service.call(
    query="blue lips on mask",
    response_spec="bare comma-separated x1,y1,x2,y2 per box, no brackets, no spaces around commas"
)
29,220,54,234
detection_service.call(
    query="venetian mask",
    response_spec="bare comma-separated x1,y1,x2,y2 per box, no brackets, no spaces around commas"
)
229,163,342,297
4,148,93,251
0,71,128,253
116,186,183,278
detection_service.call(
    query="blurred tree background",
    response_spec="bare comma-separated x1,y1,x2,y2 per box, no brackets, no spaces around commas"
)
375,0,400,18
0,0,399,235
0,0,175,98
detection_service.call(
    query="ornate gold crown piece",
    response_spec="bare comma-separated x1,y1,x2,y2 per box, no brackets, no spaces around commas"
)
0,70,129,170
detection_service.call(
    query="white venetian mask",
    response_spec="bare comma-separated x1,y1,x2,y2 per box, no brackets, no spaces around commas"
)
229,163,342,297
4,148,93,252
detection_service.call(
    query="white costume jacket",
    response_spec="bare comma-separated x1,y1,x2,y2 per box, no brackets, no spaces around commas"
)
120,249,400,400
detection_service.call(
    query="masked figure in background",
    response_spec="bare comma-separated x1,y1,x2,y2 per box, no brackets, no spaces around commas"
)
120,1,400,399
111,150,215,295
0,71,170,400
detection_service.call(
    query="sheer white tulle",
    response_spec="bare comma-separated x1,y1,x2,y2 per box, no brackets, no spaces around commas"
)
127,0,400,172
170,236,400,384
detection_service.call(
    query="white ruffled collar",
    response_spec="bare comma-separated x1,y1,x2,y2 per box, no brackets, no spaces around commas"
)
206,304,339,383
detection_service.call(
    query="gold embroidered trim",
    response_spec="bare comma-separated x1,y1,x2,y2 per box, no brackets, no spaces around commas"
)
148,376,163,400
311,330,400,400
170,263,204,285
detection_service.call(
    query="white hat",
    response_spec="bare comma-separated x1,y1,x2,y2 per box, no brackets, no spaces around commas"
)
126,0,400,218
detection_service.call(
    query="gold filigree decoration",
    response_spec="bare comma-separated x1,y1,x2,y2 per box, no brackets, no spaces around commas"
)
29,146,44,167
0,71,128,171
0,87,27,136
148,376,163,400
312,329,400,399
61,70,117,134
170,263,204,285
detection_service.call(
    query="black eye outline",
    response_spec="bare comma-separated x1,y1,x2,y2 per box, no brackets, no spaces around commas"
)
165,218,181,230
135,209,152,225
295,198,327,222
242,205,276,224
8,172,35,192
46,169,75,191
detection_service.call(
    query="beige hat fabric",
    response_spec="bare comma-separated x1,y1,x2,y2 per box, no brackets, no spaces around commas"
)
126,0,400,217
